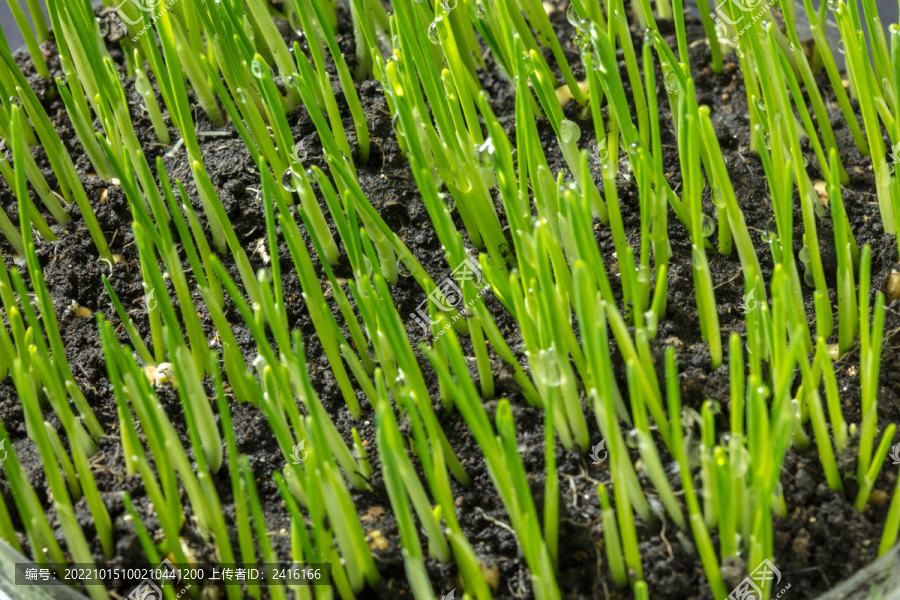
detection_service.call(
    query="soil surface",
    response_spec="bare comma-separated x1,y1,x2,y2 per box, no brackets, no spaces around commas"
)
0,4,898,600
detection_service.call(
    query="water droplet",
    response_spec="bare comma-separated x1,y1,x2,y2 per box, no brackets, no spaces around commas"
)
365,341,377,361
428,21,441,45
306,168,320,182
135,73,152,96
802,154,809,167
536,348,563,387
572,34,585,47
281,168,297,192
736,46,745,58
251,57,265,78
763,218,778,242
713,188,726,209
664,71,677,94
626,429,640,448
398,259,412,277
440,192,456,212
475,2,485,18
97,17,109,38
288,8,303,35
720,433,732,446
764,132,771,150
756,98,766,113
395,370,410,394
560,119,582,144
9,96,21,109
703,399,721,415
643,28,654,45
701,214,716,237
827,0,839,10
566,3,581,27
522,52,535,74
798,245,810,264
56,75,68,87
477,138,495,170
243,14,255,41
837,39,845,54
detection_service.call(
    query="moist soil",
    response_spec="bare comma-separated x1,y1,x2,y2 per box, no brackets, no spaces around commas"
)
1,3,898,599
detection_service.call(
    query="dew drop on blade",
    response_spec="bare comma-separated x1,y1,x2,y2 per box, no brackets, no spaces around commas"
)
439,192,456,212
135,75,150,95
522,52,536,74
281,168,297,192
477,138,495,170
566,3,580,27
428,21,441,45
626,429,640,449
560,119,582,144
701,214,716,237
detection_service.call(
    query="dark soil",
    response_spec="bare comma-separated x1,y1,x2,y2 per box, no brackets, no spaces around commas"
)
0,3,898,599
